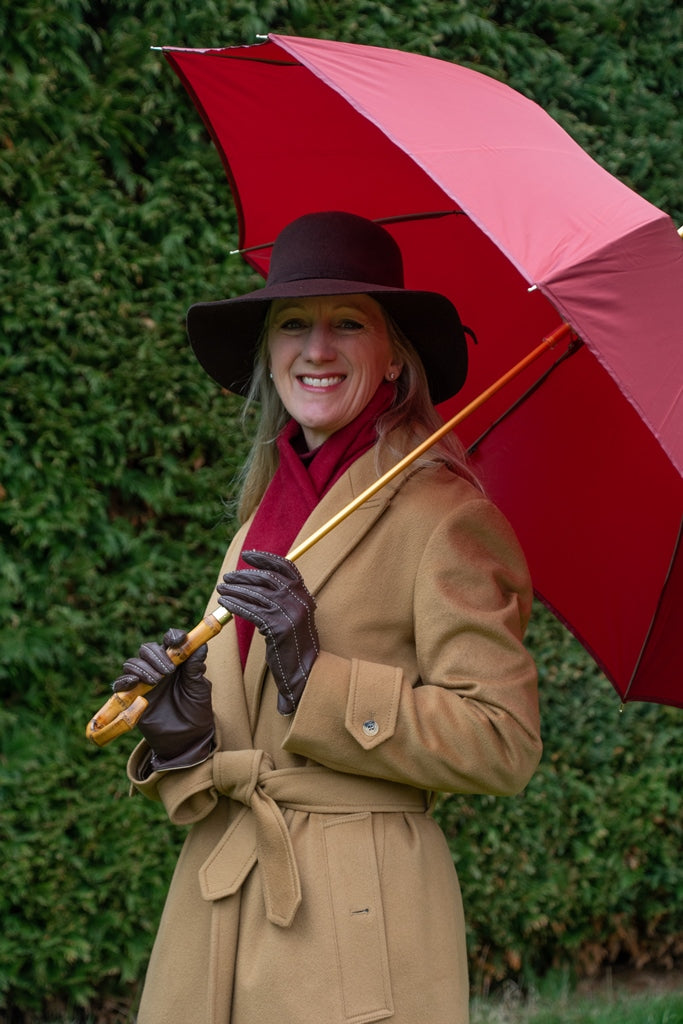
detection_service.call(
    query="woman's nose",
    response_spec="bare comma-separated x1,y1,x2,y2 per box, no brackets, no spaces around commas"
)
301,323,335,361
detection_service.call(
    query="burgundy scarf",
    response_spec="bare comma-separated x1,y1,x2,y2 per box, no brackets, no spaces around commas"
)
234,382,394,665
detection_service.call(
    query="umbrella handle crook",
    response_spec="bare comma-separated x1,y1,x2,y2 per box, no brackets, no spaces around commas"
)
86,323,574,747
85,610,230,746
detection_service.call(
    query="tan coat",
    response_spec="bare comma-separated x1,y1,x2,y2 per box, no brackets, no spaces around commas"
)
128,447,541,1024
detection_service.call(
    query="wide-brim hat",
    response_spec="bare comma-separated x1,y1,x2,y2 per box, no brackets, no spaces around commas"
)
187,211,469,405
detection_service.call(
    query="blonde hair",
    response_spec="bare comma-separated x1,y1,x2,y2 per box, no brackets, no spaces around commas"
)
235,303,479,523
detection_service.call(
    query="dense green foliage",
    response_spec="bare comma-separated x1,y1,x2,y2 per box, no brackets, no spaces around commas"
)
1,0,681,1019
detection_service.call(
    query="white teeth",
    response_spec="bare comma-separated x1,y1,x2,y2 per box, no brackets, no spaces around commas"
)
301,375,344,387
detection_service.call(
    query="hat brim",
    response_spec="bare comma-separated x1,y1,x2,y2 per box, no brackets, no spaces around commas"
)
187,278,468,405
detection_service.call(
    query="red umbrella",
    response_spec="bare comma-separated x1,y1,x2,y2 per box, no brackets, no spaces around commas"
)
156,34,683,710
86,34,682,746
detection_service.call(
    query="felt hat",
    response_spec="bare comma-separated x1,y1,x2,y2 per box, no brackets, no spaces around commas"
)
187,211,469,404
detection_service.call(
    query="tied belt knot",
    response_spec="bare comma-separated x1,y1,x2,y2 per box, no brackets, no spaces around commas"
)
198,749,429,929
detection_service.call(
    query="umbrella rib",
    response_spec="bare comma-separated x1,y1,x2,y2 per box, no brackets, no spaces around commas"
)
214,56,299,66
467,337,583,454
230,211,465,255
156,47,299,67
375,210,465,225
621,513,683,705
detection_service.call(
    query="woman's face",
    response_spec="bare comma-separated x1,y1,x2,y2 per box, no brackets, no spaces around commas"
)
267,294,402,449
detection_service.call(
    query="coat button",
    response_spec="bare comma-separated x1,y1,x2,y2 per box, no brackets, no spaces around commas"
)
362,719,379,737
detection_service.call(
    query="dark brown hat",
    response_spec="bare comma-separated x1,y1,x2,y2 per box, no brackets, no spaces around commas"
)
187,211,469,404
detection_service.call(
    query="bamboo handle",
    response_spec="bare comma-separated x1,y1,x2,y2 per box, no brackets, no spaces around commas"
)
85,610,230,746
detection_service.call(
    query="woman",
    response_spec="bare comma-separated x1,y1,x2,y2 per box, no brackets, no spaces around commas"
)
114,211,542,1024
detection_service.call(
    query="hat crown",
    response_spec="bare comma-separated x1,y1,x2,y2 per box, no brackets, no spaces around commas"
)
267,211,405,289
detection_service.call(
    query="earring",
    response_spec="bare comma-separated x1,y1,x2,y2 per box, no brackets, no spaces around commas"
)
387,371,396,381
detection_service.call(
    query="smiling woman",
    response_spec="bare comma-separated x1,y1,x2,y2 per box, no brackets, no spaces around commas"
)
110,211,542,1024
266,294,403,449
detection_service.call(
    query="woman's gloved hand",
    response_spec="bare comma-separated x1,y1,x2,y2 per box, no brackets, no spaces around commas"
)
216,550,319,715
112,627,215,772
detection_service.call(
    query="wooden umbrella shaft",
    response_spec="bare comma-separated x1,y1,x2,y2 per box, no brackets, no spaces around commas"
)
86,324,572,746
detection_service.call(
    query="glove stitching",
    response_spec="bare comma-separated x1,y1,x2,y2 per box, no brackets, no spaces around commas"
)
248,569,320,659
218,559,319,714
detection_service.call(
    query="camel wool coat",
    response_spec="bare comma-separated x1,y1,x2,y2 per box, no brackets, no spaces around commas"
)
127,444,542,1024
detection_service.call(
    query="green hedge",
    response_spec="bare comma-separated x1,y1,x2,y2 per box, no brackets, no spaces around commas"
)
2,0,681,1018
0,705,180,1016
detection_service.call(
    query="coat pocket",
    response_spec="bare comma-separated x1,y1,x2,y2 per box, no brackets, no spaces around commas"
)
322,812,394,1024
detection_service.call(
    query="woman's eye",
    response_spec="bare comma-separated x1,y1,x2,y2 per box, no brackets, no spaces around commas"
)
337,318,363,331
280,318,306,330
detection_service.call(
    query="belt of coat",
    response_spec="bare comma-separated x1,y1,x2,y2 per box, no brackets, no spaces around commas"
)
200,749,430,928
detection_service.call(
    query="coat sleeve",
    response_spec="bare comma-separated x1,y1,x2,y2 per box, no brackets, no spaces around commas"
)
283,494,542,796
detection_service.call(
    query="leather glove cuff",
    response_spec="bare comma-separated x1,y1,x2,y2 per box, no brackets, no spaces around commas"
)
148,733,215,774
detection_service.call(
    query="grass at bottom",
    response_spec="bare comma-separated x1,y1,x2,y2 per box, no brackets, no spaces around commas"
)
32,984,683,1023
470,987,683,1024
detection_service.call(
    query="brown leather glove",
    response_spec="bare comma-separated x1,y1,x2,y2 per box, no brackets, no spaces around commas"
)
216,550,319,715
112,627,215,772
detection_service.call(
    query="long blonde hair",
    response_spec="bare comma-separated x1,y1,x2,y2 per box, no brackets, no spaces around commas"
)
235,303,479,523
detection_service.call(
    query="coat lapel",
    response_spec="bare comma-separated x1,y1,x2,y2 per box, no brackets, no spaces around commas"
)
241,444,421,729
292,445,418,595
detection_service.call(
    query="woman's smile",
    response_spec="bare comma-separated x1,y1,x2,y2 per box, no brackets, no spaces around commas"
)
298,373,346,388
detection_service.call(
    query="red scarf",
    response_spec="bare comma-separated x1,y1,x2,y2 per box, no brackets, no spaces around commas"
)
234,382,394,665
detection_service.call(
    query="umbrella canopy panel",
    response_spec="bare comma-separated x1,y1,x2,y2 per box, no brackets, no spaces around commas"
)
164,36,683,706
